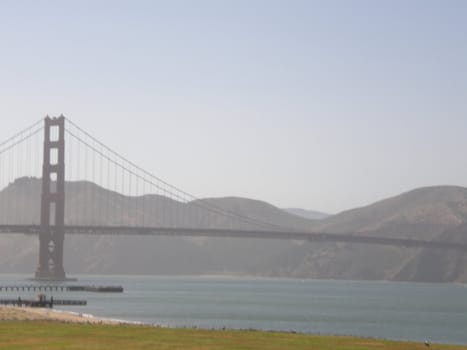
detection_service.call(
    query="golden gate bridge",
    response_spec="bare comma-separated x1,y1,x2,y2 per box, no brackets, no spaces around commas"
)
0,116,465,281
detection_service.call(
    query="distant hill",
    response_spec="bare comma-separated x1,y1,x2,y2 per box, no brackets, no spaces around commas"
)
0,178,466,282
281,186,467,282
315,186,467,237
284,208,330,220
191,197,315,231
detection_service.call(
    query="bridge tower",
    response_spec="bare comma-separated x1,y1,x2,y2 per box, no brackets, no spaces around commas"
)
35,116,67,281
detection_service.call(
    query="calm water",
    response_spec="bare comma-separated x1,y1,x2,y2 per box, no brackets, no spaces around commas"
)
1,274,466,345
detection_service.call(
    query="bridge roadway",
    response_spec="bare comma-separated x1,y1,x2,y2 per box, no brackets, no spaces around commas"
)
1,225,466,251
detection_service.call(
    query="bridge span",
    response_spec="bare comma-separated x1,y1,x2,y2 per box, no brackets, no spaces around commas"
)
1,224,466,251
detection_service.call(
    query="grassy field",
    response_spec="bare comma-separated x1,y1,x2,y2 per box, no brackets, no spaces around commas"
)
0,322,466,350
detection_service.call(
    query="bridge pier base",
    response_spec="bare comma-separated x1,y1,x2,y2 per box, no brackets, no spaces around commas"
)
35,231,66,281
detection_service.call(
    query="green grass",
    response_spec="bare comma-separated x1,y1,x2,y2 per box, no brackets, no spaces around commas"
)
0,322,466,350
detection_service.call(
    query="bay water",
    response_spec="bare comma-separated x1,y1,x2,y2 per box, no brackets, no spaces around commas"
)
1,274,466,345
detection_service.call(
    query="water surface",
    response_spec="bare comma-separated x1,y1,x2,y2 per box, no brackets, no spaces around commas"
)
1,274,466,345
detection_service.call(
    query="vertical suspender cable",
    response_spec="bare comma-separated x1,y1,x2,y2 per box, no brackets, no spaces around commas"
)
121,163,124,225
128,165,131,224
92,136,96,224
106,144,110,225
84,129,88,225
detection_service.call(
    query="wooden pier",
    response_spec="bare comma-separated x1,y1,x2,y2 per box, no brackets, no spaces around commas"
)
0,284,123,308
0,295,86,308
0,285,123,293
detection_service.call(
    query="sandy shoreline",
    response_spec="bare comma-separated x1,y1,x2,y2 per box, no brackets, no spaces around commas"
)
0,305,141,325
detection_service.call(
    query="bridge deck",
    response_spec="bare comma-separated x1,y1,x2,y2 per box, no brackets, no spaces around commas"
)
1,225,466,251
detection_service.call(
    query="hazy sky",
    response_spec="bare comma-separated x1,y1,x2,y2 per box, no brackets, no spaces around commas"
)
1,0,466,213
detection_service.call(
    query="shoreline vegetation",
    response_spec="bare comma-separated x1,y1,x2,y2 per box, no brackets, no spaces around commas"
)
1,307,467,350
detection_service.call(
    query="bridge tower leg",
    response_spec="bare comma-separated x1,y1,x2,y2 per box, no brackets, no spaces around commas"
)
35,116,66,281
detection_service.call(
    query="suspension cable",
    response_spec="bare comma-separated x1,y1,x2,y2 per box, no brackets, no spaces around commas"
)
64,122,291,231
